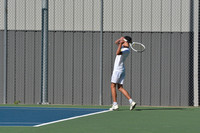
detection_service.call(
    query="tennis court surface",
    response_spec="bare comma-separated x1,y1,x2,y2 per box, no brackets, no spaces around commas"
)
0,105,200,133
0,106,108,127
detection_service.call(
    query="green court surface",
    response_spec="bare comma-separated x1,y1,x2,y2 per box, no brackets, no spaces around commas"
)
0,105,199,133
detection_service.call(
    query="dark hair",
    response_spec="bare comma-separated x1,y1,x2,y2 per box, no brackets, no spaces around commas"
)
124,36,132,43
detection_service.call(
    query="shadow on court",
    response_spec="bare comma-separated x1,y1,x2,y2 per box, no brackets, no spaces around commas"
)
115,107,187,111
135,108,187,111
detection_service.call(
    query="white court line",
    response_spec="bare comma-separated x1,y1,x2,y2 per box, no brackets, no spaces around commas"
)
33,109,111,127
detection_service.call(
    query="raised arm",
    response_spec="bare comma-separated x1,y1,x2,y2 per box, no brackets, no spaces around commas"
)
115,39,121,45
115,37,124,45
116,40,126,55
115,37,125,55
116,43,122,55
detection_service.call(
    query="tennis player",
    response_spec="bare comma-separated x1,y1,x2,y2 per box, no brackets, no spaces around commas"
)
110,36,136,111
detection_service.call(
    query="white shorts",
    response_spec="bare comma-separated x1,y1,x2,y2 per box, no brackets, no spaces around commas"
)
111,71,125,85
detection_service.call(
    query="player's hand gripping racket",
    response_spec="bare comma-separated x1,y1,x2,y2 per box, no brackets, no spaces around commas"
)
123,39,145,53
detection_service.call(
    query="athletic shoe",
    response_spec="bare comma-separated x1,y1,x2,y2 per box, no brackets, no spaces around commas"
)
130,101,137,110
109,104,119,111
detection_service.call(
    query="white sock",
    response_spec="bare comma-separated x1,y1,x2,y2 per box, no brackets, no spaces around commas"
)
129,99,133,104
113,102,117,106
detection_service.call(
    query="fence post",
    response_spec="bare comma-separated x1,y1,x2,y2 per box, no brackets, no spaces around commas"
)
100,0,103,105
3,0,8,104
41,0,49,104
193,0,199,106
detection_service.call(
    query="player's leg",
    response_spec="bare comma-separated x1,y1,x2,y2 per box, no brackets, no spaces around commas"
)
118,84,137,110
110,83,119,110
117,84,131,100
111,83,117,102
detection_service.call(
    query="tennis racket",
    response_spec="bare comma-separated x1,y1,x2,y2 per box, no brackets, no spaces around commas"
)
129,42,145,53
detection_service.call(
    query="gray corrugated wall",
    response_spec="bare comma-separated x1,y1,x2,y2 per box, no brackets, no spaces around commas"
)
0,30,193,106
0,31,4,103
7,31,15,104
5,31,42,104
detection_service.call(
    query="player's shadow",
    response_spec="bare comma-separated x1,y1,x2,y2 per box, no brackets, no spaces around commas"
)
134,108,187,111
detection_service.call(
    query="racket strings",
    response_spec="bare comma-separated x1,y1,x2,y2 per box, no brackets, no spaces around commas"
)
133,44,144,50
131,43,145,52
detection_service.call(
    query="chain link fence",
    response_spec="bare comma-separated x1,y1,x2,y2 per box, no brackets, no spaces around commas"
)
0,0,199,106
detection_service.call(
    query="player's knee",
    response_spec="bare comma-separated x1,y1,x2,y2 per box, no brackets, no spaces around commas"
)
117,84,123,91
111,83,116,89
118,87,122,91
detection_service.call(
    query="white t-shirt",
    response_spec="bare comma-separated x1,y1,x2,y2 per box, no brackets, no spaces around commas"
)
113,46,130,72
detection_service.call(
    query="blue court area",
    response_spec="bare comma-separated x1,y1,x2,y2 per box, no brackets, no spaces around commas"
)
0,106,107,127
